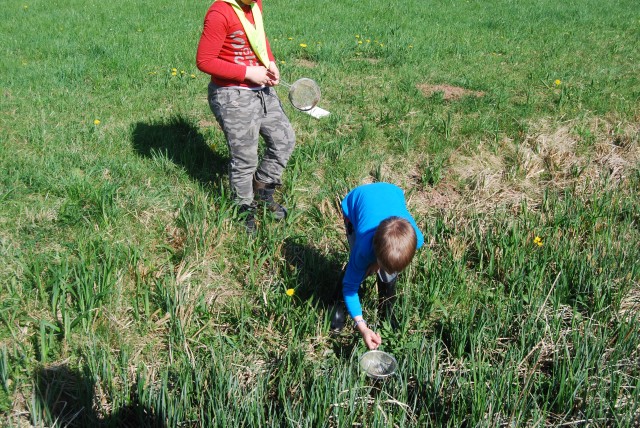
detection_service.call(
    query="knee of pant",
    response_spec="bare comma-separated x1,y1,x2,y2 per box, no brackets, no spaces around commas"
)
230,154,259,173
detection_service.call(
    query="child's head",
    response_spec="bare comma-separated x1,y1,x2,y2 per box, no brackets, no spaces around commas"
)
373,216,417,273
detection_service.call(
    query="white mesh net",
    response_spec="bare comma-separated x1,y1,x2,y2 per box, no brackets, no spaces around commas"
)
287,78,321,111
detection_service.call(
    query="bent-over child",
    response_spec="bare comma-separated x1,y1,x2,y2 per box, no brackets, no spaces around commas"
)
331,182,424,350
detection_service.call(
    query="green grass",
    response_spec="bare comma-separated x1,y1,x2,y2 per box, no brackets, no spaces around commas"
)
1,0,639,426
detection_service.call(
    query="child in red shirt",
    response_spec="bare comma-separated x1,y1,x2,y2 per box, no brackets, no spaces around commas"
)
197,0,295,233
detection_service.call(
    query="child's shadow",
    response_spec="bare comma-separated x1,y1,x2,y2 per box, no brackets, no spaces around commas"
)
282,236,343,305
131,116,227,186
282,237,360,359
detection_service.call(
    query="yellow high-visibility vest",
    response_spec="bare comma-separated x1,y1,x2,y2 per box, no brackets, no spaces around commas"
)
219,0,270,67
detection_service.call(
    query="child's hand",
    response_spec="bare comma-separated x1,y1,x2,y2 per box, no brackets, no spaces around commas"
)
362,329,382,350
245,66,271,86
354,318,381,349
266,62,280,86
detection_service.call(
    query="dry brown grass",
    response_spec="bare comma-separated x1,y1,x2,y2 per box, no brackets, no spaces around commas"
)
409,118,639,217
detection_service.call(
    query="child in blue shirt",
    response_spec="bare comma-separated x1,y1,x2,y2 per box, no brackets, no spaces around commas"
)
332,183,424,349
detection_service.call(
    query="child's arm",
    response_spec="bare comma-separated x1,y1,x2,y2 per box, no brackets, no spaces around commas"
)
196,9,246,82
344,262,383,350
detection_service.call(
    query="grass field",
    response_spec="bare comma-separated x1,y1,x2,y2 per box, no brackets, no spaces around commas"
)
1,0,639,426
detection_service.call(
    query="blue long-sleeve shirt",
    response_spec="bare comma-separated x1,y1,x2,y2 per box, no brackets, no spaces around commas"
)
341,183,424,318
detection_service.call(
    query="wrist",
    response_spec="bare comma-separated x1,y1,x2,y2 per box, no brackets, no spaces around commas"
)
354,318,368,332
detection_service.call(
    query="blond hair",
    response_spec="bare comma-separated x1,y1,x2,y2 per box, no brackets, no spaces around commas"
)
373,216,417,273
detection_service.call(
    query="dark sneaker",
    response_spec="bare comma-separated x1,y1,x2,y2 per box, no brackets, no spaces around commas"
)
238,203,257,235
253,178,287,220
330,301,347,332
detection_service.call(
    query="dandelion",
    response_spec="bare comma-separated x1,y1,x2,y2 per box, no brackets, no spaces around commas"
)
288,37,293,40
358,41,362,45
286,288,295,296
554,79,561,86
94,119,101,125
181,70,185,74
190,74,196,78
171,71,177,76
299,43,307,48
171,68,177,72
533,236,543,247
280,60,286,64
355,35,360,38
366,39,370,43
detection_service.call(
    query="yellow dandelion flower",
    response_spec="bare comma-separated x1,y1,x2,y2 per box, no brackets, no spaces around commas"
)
533,236,543,247
355,35,360,38
286,288,295,296
554,79,561,86
358,41,363,44
171,71,177,76
171,68,177,72
288,37,293,40
280,60,286,64
190,74,196,78
366,39,371,43
180,70,185,74
299,43,307,48
94,119,101,125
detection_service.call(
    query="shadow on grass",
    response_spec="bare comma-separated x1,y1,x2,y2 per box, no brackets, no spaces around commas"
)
131,115,227,187
281,236,344,305
34,365,165,428
281,236,365,360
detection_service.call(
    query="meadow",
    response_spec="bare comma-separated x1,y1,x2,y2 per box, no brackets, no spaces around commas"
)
1,0,639,426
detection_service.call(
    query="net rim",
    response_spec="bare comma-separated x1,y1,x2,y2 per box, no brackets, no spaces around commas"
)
287,78,321,111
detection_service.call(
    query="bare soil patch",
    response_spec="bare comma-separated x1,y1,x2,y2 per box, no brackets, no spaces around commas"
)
199,119,217,128
417,83,485,101
295,58,317,69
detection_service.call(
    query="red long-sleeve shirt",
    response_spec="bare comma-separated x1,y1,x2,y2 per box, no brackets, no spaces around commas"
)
196,0,275,88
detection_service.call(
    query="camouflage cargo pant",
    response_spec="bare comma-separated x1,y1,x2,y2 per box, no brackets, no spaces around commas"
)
208,83,296,206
